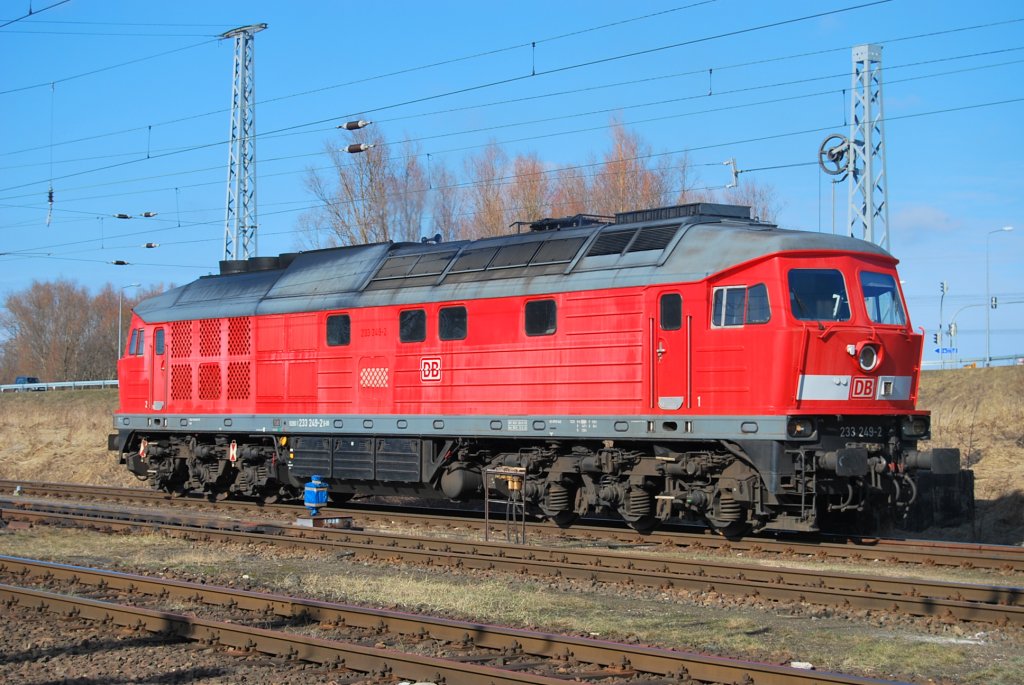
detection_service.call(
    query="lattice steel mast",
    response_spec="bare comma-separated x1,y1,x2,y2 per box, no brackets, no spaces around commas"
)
222,23,267,261
847,43,889,252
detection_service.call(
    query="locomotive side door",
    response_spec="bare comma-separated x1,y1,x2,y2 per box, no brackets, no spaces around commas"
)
149,327,168,411
653,291,688,411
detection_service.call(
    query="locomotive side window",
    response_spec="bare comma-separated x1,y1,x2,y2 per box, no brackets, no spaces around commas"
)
660,293,682,330
439,306,467,341
326,314,351,346
129,329,146,355
399,309,427,343
860,272,907,325
712,287,746,327
154,329,165,355
788,269,851,321
525,299,557,336
746,283,771,324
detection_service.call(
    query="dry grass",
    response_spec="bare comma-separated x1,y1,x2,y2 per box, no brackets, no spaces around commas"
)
1,528,1021,683
918,367,1024,542
0,389,136,487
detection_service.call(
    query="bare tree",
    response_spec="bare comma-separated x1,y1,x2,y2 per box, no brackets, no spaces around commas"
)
506,153,551,226
298,128,427,248
463,142,510,238
388,139,428,243
428,159,464,242
550,161,593,218
722,176,783,223
591,119,676,216
0,280,162,382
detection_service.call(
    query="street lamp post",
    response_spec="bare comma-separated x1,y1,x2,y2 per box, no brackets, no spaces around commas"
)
118,283,141,362
986,226,1014,367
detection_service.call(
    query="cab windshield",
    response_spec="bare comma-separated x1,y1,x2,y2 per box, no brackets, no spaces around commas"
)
861,271,906,325
788,269,851,321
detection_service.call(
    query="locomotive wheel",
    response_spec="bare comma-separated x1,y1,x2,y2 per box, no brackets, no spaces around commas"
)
623,514,659,534
706,492,750,539
617,487,659,534
540,481,577,528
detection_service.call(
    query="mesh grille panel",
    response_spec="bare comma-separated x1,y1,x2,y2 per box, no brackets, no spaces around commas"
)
227,361,250,400
227,317,251,356
198,363,221,400
199,320,221,357
170,364,192,401
170,321,192,358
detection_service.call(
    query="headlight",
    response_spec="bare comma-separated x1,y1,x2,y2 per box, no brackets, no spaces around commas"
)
787,418,815,438
858,344,880,372
901,417,930,438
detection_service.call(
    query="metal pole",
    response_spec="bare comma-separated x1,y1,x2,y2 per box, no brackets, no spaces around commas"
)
986,227,1014,367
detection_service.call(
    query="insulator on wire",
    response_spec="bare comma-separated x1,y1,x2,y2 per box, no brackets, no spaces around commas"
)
338,120,372,130
113,213,131,219
110,260,129,266
345,143,374,154
143,243,160,248
140,212,158,218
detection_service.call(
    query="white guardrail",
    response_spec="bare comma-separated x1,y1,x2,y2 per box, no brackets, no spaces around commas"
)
922,354,1024,369
0,379,118,392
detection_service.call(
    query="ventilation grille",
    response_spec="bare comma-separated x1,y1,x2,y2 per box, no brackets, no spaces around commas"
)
228,317,251,356
627,225,678,253
586,225,679,257
198,363,221,400
199,320,221,357
170,321,192,358
170,364,192,400
587,229,636,256
227,361,250,400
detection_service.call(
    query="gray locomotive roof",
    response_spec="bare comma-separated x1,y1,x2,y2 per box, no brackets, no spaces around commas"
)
135,205,892,324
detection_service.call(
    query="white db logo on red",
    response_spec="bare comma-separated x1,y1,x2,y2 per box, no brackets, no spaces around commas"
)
420,357,442,383
851,377,875,399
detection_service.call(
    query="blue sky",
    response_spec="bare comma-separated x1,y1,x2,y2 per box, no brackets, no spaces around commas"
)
1,0,1021,364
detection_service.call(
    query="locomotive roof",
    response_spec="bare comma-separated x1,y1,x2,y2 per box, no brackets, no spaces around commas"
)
135,203,893,323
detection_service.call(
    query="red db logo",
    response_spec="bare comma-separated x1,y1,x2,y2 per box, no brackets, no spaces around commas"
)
851,377,875,399
420,357,442,383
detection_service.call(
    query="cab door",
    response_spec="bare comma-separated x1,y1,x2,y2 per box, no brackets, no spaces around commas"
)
150,327,168,411
654,291,688,411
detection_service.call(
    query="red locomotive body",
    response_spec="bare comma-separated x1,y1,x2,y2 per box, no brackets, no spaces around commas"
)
111,203,971,533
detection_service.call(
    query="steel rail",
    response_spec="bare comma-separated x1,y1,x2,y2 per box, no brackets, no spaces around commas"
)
3,500,1022,626
0,555,910,685
2,479,1021,572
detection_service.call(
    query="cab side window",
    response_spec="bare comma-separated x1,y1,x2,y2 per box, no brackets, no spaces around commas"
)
399,309,426,343
326,314,351,346
712,284,771,327
525,299,557,336
660,293,682,331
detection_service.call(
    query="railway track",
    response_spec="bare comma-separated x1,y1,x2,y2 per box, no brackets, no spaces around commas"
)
3,495,1023,626
2,479,1022,573
0,554,912,685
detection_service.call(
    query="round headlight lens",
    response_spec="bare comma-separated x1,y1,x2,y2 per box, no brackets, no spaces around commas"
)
858,344,879,372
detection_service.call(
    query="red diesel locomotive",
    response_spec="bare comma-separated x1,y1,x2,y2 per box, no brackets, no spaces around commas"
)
109,202,972,533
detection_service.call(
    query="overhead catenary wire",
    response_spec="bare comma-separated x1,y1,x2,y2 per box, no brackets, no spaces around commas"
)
1,50,1018,208
0,0,891,165
4,96,1020,260
0,0,71,30
0,1,718,157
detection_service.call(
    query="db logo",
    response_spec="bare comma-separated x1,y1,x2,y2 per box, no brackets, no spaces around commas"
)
420,357,442,383
851,377,876,399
